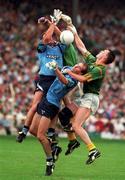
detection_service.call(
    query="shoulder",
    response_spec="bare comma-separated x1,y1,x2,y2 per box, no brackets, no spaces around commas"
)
58,43,67,49
37,41,47,53
91,65,106,76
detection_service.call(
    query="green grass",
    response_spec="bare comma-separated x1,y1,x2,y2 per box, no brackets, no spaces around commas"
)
0,136,125,180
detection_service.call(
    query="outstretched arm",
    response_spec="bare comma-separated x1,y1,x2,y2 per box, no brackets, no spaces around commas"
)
58,12,90,57
68,25,90,58
67,70,88,83
74,33,88,55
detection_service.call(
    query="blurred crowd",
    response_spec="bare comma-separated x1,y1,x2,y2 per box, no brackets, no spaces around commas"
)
0,0,125,139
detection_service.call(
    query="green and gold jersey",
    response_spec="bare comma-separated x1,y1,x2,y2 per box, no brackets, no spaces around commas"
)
63,44,77,67
83,52,106,95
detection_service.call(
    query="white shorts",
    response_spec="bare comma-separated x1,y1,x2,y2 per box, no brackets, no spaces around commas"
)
77,93,100,114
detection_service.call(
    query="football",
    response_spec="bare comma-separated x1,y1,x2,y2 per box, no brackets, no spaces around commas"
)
60,30,74,45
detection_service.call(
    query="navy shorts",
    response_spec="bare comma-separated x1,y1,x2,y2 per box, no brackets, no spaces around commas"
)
37,97,59,120
34,75,56,95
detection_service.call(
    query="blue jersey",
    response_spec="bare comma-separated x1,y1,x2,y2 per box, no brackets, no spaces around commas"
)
37,42,67,76
46,66,78,108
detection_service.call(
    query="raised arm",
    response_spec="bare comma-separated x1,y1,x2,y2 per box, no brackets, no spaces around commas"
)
67,25,90,58
74,33,88,55
55,67,68,85
38,12,62,44
42,23,55,44
53,23,61,37
56,12,90,57
46,18,61,37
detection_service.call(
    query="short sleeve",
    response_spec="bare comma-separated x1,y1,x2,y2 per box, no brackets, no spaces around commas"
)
83,52,96,65
58,43,67,54
84,66,105,82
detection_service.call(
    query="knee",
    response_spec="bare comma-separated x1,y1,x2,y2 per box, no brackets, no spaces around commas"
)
37,132,46,142
72,122,79,132
29,128,36,137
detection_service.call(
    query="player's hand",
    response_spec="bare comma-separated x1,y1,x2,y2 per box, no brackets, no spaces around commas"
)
61,68,70,74
67,24,77,35
53,9,62,24
38,17,48,24
61,14,72,25
46,60,57,70
50,15,57,24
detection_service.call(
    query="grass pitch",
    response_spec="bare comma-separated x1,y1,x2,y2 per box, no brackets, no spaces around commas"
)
0,136,125,180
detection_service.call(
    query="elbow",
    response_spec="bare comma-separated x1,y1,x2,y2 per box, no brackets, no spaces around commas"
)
42,38,50,44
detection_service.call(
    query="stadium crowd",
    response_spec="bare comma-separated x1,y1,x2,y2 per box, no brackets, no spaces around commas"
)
0,0,125,139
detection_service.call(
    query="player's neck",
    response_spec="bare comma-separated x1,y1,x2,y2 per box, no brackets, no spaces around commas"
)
96,62,106,66
96,59,106,66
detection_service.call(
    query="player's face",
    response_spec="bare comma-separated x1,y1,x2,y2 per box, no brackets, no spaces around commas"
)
38,23,48,35
96,50,109,63
73,63,86,74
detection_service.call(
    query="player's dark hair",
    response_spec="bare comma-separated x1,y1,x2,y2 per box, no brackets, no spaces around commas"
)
81,63,88,75
105,50,115,64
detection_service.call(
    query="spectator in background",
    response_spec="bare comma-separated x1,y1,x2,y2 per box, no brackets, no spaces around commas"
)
0,0,125,139
0,113,11,135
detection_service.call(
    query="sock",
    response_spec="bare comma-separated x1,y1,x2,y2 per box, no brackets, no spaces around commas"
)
22,125,29,135
87,143,96,152
47,128,58,146
51,142,58,151
67,132,76,141
48,128,55,133
46,156,53,162
47,128,56,139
